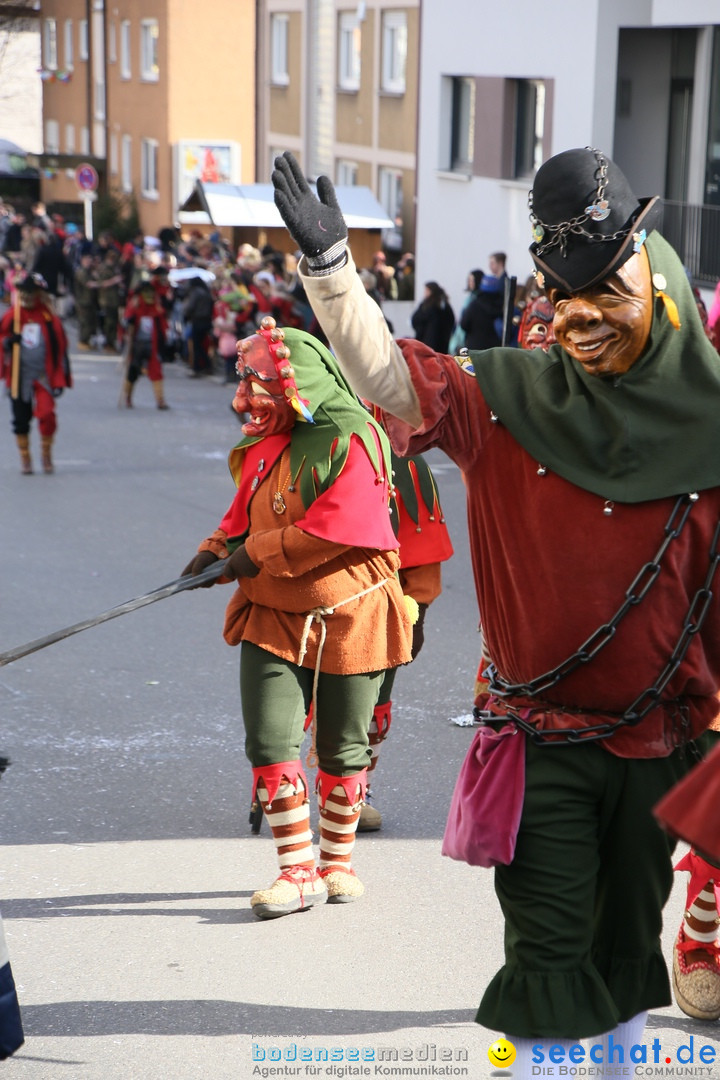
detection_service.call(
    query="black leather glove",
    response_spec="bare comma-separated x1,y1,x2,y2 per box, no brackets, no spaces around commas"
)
3,333,21,353
272,151,348,269
224,544,260,580
180,549,219,587
411,603,428,661
52,387,63,398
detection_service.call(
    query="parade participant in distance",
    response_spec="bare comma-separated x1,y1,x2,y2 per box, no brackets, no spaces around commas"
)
181,317,411,919
271,147,720,1076
122,273,169,410
0,271,71,474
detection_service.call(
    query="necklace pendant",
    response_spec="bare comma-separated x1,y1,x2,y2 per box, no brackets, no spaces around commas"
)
272,491,287,514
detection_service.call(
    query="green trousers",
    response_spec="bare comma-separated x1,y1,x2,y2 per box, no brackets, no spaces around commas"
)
240,641,384,775
476,737,694,1039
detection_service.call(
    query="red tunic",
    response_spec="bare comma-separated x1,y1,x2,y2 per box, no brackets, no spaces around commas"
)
0,304,70,392
381,340,720,758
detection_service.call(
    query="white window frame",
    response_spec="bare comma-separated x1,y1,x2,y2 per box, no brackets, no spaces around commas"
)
338,12,361,91
378,166,403,220
44,18,58,70
79,19,88,62
141,138,159,199
45,119,60,154
271,14,289,87
65,123,75,154
337,159,358,186
381,11,407,94
121,134,132,192
514,78,546,178
64,19,73,70
120,20,131,79
440,74,475,174
140,19,159,81
108,21,117,63
109,133,118,176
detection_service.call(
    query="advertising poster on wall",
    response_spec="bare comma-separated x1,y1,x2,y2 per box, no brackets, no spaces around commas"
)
173,139,241,215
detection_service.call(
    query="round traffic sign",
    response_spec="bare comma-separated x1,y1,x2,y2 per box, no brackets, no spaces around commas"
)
75,163,99,192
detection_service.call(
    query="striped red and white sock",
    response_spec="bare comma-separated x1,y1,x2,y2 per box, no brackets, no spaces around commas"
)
254,764,314,871
683,881,720,957
317,771,365,872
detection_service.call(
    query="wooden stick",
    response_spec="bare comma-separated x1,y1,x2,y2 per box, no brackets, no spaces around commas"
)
0,557,229,668
10,290,20,398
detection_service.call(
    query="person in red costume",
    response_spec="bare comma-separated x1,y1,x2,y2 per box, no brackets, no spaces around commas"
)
272,147,720,1076
0,271,71,474
654,740,720,1020
182,316,412,918
473,291,555,710
122,275,169,410
358,450,453,831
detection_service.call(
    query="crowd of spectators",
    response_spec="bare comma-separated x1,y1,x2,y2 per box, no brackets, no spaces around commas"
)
0,199,326,378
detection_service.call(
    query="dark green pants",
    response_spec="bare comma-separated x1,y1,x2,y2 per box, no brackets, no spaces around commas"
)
476,738,693,1039
240,641,384,775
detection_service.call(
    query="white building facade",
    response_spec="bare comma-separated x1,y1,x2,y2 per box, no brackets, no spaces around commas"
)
416,0,720,316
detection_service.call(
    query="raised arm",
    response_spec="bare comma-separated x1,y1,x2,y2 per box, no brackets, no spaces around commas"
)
272,152,422,427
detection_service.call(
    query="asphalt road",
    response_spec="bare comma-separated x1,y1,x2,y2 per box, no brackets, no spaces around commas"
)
0,323,717,1078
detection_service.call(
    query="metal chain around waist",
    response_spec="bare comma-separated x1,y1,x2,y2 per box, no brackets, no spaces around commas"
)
483,493,720,745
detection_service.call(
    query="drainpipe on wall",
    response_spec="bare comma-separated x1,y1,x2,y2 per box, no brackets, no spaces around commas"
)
86,0,92,158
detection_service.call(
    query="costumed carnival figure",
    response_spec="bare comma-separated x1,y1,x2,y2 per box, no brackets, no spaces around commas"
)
473,291,556,709
0,762,23,1060
359,449,453,830
0,911,23,1059
122,273,169,410
181,315,412,919
0,271,71,474
271,147,720,1074
655,724,720,1020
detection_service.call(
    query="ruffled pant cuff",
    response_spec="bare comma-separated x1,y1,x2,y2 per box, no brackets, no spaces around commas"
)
476,951,670,1039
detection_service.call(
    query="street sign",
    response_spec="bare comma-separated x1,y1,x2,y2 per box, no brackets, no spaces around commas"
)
77,188,98,241
75,163,99,192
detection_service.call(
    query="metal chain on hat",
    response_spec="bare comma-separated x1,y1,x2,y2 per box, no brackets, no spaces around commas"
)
528,147,633,257
481,493,720,744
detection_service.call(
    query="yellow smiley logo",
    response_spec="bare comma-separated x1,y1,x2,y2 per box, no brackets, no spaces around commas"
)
488,1038,516,1069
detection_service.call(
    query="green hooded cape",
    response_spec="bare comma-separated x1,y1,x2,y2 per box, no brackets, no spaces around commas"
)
471,232,720,503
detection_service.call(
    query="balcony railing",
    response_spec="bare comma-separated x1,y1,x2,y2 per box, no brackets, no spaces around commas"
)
662,200,720,287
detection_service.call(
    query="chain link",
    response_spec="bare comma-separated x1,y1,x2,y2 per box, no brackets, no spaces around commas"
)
482,494,720,745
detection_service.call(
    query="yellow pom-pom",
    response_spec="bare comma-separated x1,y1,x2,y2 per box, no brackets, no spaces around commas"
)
404,594,420,625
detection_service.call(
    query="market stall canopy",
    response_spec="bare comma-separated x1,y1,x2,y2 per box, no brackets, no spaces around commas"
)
178,181,393,230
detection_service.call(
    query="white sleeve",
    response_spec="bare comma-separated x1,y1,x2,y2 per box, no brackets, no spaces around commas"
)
298,252,423,428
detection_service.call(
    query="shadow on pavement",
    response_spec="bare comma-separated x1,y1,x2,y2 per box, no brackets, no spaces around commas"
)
19,1000,473,1037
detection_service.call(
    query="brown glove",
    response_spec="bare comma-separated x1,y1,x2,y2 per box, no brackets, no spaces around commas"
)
224,544,260,580
180,549,220,587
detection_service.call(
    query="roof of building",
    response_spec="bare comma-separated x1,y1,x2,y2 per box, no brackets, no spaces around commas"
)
178,180,393,230
0,138,39,178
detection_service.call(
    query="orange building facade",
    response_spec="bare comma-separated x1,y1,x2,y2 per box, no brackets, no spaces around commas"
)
38,0,256,237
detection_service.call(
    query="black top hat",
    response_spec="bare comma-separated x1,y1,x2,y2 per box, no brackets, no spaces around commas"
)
528,147,663,293
16,271,48,293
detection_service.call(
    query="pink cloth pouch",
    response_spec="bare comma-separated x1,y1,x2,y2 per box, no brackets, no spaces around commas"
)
441,721,526,867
